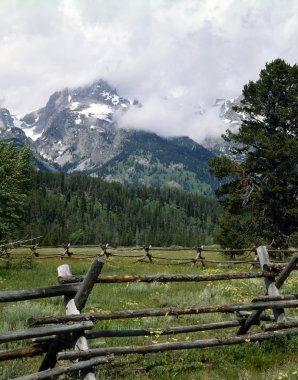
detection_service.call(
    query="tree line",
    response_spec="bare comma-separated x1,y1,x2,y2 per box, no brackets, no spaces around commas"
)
23,171,220,246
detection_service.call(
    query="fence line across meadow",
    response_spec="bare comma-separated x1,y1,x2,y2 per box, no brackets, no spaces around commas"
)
0,246,298,379
1,241,298,269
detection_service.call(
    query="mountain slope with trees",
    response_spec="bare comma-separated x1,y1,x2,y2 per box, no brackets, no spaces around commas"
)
24,171,220,246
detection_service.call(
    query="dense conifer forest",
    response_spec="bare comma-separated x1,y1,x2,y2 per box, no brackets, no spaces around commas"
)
24,171,220,246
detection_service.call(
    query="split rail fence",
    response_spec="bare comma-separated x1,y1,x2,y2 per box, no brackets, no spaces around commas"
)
0,246,298,379
1,240,297,268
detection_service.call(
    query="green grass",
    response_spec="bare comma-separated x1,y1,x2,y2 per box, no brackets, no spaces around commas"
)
0,247,298,379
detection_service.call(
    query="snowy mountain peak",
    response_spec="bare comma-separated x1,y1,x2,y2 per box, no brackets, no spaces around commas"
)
14,79,131,143
63,79,129,109
0,78,245,193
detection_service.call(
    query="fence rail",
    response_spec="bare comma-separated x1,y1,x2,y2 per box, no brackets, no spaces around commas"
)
1,242,297,266
0,246,297,379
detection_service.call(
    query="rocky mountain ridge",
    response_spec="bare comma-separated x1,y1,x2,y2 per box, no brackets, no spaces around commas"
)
0,80,242,195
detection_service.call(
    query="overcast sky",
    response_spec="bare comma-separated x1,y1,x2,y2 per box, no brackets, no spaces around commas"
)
1,0,297,142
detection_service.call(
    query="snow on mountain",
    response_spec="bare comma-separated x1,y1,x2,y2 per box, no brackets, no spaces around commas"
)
202,96,243,157
78,103,113,120
0,78,245,194
0,107,29,146
9,80,134,172
12,112,43,141
12,77,243,162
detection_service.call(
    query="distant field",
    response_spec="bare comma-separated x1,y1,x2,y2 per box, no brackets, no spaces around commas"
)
0,247,298,380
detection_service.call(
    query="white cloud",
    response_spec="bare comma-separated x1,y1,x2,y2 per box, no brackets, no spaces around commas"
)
0,0,298,142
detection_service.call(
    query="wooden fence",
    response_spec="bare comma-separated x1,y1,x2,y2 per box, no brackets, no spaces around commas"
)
0,246,298,379
1,241,298,267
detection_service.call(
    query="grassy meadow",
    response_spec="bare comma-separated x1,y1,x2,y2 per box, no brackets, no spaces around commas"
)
0,246,298,379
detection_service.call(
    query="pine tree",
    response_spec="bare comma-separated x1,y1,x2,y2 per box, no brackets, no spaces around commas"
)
209,59,298,248
0,143,33,240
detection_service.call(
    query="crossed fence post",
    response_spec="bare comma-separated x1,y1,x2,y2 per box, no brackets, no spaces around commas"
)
100,243,111,258
192,246,205,267
38,258,105,379
237,246,298,335
30,244,39,257
138,245,153,263
61,243,73,258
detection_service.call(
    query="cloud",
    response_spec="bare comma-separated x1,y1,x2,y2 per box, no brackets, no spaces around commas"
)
115,95,226,142
0,0,298,142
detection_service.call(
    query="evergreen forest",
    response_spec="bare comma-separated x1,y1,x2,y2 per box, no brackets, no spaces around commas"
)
23,171,220,246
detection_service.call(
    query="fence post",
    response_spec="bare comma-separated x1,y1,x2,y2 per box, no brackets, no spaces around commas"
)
74,259,104,312
237,245,286,335
191,246,205,267
61,243,73,257
30,244,39,257
100,244,111,258
275,255,298,289
39,258,104,379
257,246,286,322
138,246,153,263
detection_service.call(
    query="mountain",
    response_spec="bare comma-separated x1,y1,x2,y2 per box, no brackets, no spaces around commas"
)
0,107,59,171
94,133,216,193
2,80,244,195
0,107,28,147
202,97,243,157
5,79,217,195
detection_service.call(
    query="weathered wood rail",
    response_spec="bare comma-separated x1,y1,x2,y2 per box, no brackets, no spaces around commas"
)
27,299,298,326
0,271,279,303
0,246,297,379
0,322,93,344
56,327,298,360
